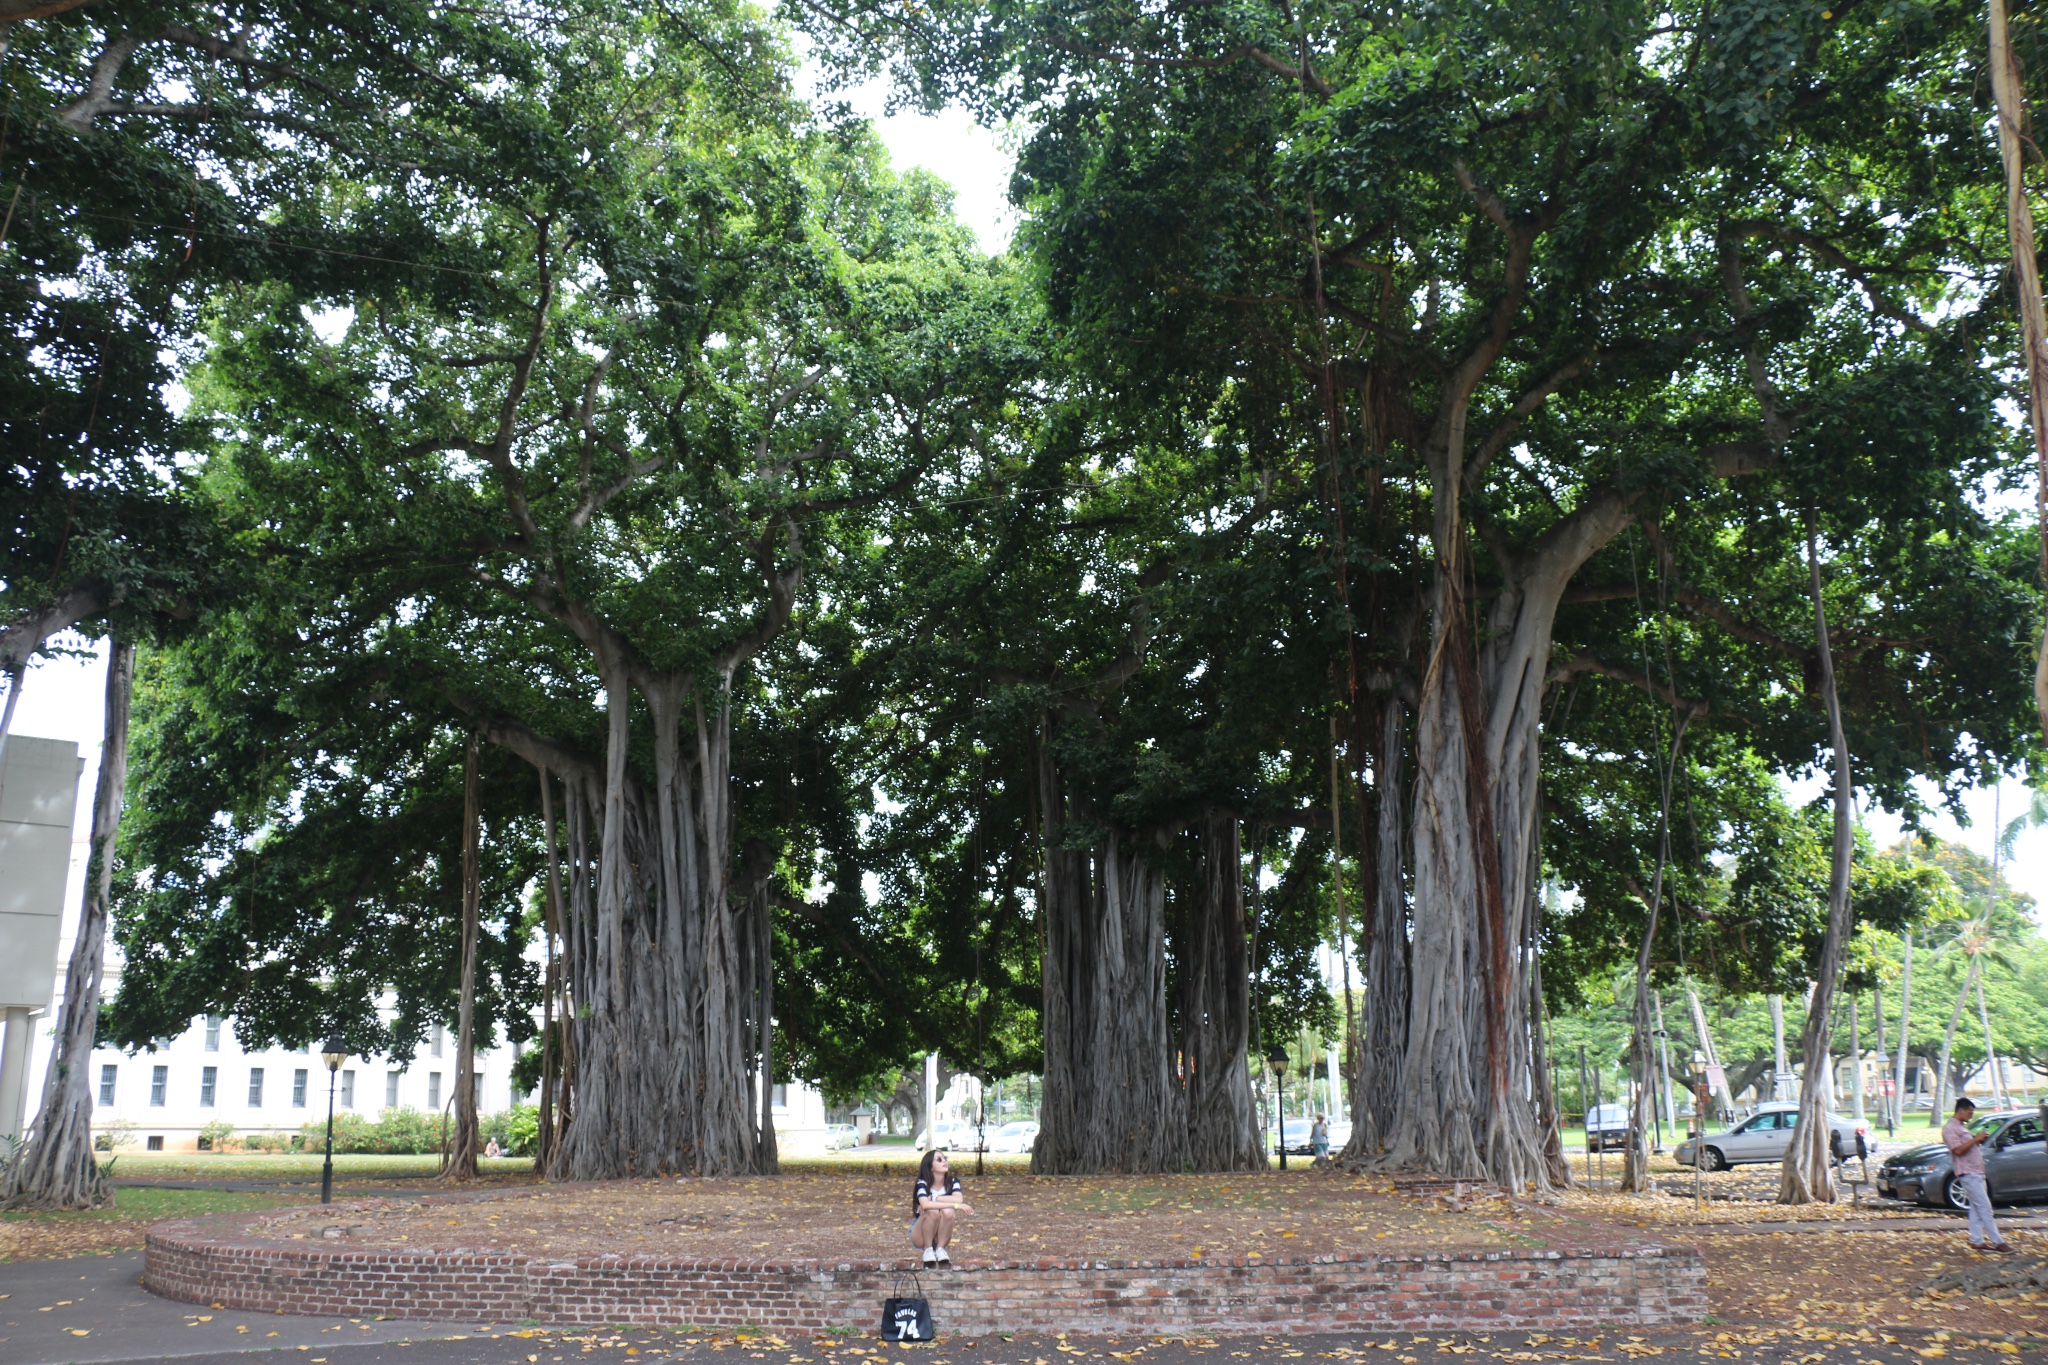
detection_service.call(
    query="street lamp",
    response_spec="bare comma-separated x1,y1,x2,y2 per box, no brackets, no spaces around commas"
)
1267,1047,1290,1171
320,1034,347,1204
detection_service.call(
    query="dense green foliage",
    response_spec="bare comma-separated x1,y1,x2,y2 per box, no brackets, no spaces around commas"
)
6,0,2046,1179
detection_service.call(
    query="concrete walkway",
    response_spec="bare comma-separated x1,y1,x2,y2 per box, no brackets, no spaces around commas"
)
0,1252,506,1365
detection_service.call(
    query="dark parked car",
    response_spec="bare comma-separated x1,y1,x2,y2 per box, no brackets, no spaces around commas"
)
1584,1103,1633,1152
1877,1109,2048,1209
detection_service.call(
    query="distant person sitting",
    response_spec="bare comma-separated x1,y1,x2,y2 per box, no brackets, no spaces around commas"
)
910,1149,972,1267
484,1137,502,1160
1943,1098,2008,1252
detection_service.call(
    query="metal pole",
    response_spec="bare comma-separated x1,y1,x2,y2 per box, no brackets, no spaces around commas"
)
1269,1049,1290,1171
321,1068,337,1204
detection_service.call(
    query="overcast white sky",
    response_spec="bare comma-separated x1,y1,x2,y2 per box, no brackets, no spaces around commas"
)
831,76,1019,253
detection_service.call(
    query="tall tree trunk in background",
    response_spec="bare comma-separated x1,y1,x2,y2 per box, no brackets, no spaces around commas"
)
1328,720,1359,1115
1033,717,1187,1174
446,734,482,1182
1893,933,1914,1127
1850,999,1865,1121
1779,516,1856,1204
1686,987,1737,1117
1625,713,1691,1192
1770,995,1788,1099
0,662,22,752
1976,973,2007,1109
6,641,132,1210
1932,958,1978,1121
1345,698,1409,1162
1529,873,1573,1186
740,844,780,1176
537,767,564,1172
1176,809,1264,1170
0,663,23,815
1987,0,2048,740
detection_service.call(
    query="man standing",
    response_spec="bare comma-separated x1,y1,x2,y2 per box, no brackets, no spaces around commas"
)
1943,1098,2010,1252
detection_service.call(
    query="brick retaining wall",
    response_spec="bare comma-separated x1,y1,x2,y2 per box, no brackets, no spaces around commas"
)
144,1214,1707,1333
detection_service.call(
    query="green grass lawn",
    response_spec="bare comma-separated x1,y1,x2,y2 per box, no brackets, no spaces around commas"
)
2,1184,298,1225
97,1152,537,1181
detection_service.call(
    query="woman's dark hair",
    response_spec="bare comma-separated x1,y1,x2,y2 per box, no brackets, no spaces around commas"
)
912,1147,949,1215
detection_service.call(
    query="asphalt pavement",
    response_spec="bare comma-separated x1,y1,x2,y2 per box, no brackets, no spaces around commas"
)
4,1252,2046,1365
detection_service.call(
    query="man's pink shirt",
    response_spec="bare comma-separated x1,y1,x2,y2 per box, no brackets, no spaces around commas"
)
1943,1116,1986,1176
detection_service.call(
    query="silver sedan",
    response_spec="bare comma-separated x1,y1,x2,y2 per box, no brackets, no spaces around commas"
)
1675,1106,1870,1170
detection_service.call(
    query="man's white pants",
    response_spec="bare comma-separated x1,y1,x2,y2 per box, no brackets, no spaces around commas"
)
1957,1172,2000,1246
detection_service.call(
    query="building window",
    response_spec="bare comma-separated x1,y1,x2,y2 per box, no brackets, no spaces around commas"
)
772,1083,788,1110
292,1068,308,1108
99,1064,116,1106
385,1072,400,1109
200,1066,217,1107
204,1014,222,1051
150,1065,168,1107
428,1072,441,1110
248,1067,264,1107
431,1024,444,1058
340,1069,355,1109
146,1135,164,1151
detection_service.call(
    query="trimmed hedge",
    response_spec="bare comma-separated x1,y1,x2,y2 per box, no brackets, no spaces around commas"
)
296,1104,538,1156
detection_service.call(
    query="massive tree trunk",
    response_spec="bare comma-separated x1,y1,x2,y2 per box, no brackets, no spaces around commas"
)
6,641,132,1210
480,666,774,1178
1381,455,1654,1189
1175,808,1264,1170
1779,517,1856,1204
1033,718,1187,1174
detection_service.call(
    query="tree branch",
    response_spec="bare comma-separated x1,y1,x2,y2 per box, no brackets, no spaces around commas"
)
1724,219,1937,335
1549,651,1713,717
57,30,140,133
0,577,109,671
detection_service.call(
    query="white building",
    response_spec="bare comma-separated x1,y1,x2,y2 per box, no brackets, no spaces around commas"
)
84,1013,525,1153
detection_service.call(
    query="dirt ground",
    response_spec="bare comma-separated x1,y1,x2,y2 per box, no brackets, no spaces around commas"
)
14,1163,2048,1340
247,1172,1640,1262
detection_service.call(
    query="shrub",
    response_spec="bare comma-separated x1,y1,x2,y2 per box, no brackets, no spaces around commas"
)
95,1117,139,1152
484,1103,538,1157
241,1129,296,1154
198,1119,237,1152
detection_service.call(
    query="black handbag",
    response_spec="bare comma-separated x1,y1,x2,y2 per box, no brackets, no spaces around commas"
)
882,1271,934,1341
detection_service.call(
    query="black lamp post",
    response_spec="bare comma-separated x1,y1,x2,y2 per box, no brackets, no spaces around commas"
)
1267,1046,1290,1170
320,1034,346,1204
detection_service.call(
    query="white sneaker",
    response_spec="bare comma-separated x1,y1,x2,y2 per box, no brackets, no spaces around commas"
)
921,1247,938,1265
935,1248,950,1266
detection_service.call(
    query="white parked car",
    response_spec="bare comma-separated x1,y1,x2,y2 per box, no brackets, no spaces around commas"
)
822,1123,859,1150
986,1120,1040,1154
917,1120,970,1150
